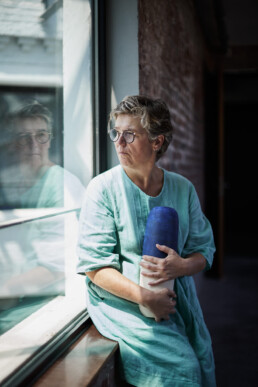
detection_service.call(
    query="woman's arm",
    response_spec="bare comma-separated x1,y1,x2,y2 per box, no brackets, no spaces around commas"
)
140,244,206,286
3,266,64,296
86,267,177,322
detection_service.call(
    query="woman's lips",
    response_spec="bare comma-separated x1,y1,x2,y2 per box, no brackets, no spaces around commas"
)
118,151,128,155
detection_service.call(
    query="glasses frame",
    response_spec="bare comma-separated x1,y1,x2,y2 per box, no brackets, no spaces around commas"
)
109,129,136,144
15,131,53,146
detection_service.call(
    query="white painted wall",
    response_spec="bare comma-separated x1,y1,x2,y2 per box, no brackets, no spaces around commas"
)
106,0,139,168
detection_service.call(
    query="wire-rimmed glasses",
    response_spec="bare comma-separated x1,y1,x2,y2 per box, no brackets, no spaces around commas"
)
109,129,136,144
15,130,52,146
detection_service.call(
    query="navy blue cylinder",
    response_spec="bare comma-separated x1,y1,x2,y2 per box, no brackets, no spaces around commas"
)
142,206,179,258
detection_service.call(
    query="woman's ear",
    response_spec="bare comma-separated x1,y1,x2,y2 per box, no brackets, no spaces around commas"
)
152,135,164,151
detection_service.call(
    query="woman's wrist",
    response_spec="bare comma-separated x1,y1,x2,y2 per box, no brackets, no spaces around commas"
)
179,257,189,277
182,253,206,276
139,286,153,307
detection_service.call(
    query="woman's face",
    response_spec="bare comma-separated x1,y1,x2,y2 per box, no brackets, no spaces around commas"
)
114,114,156,170
13,117,51,172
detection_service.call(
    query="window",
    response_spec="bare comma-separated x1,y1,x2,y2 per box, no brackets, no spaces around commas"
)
0,0,94,383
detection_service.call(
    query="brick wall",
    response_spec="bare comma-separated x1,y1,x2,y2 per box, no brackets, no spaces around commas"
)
138,0,206,204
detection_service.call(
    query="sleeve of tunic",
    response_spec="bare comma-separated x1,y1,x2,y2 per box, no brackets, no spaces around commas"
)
77,175,120,274
181,183,215,270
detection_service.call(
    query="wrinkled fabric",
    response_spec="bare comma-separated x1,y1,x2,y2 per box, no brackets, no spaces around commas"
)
77,165,216,387
20,165,85,208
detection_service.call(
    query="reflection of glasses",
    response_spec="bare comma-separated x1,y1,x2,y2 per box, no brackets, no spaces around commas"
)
15,131,52,146
109,129,136,144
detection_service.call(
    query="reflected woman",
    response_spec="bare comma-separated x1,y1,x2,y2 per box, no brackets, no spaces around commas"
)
0,102,85,305
3,101,84,208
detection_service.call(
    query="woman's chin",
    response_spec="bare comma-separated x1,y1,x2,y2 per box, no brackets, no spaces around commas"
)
118,155,131,166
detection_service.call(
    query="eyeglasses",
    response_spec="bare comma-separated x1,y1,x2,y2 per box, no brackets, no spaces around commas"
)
109,129,136,144
15,131,52,146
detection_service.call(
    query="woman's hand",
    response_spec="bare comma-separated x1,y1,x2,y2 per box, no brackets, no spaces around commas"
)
140,245,207,286
87,266,177,323
140,244,186,286
142,287,177,322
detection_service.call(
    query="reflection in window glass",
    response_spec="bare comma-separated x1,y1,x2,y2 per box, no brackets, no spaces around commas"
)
0,2,65,324
0,87,63,164
0,1,90,378
0,97,85,209
0,212,71,334
0,210,85,383
0,1,84,211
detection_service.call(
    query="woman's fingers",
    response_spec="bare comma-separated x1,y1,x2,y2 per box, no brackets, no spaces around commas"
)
154,301,177,321
148,278,168,285
141,270,160,278
140,261,157,271
156,244,173,254
142,255,159,264
141,255,166,272
167,288,177,298
145,288,177,322
155,315,170,322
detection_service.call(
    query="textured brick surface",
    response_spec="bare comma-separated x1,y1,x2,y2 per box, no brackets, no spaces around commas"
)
138,0,206,203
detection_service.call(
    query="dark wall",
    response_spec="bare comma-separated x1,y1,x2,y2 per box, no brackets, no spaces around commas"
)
138,0,207,204
224,73,258,257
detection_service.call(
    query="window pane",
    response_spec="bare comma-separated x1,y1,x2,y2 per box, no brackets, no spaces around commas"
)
0,1,83,211
0,0,92,382
0,211,78,334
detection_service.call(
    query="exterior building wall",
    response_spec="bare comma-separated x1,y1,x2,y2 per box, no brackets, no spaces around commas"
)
0,0,62,87
138,0,206,203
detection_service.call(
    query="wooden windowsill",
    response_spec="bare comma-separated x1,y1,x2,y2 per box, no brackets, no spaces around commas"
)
34,324,119,386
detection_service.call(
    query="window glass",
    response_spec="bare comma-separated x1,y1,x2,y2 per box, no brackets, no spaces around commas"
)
0,0,92,382
0,0,66,210
0,211,77,334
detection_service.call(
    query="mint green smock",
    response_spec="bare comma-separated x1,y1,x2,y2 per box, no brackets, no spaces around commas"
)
77,165,216,387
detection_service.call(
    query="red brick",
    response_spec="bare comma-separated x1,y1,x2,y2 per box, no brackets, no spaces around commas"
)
138,0,206,203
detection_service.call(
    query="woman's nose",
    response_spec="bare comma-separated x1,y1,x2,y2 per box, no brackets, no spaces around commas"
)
28,135,40,149
117,133,126,146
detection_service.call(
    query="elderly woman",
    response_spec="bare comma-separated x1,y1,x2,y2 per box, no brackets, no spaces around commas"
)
1,101,84,209
0,101,84,310
77,95,216,387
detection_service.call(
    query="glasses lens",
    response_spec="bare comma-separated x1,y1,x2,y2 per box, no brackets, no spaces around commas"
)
16,132,50,146
16,135,29,146
123,132,134,144
36,131,50,144
109,129,119,142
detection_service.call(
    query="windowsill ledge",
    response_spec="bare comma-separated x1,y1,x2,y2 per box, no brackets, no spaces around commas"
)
34,323,119,386
0,292,87,385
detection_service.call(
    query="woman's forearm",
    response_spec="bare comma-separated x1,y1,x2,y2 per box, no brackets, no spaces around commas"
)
183,252,207,276
86,267,177,322
86,267,150,305
3,266,64,296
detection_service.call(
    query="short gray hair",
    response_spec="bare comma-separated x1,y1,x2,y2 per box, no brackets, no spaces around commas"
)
109,95,173,160
10,101,53,134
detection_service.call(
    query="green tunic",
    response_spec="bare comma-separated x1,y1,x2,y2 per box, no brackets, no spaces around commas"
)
77,165,216,387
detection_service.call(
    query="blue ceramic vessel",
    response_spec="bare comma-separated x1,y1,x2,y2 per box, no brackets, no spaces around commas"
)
142,206,179,258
